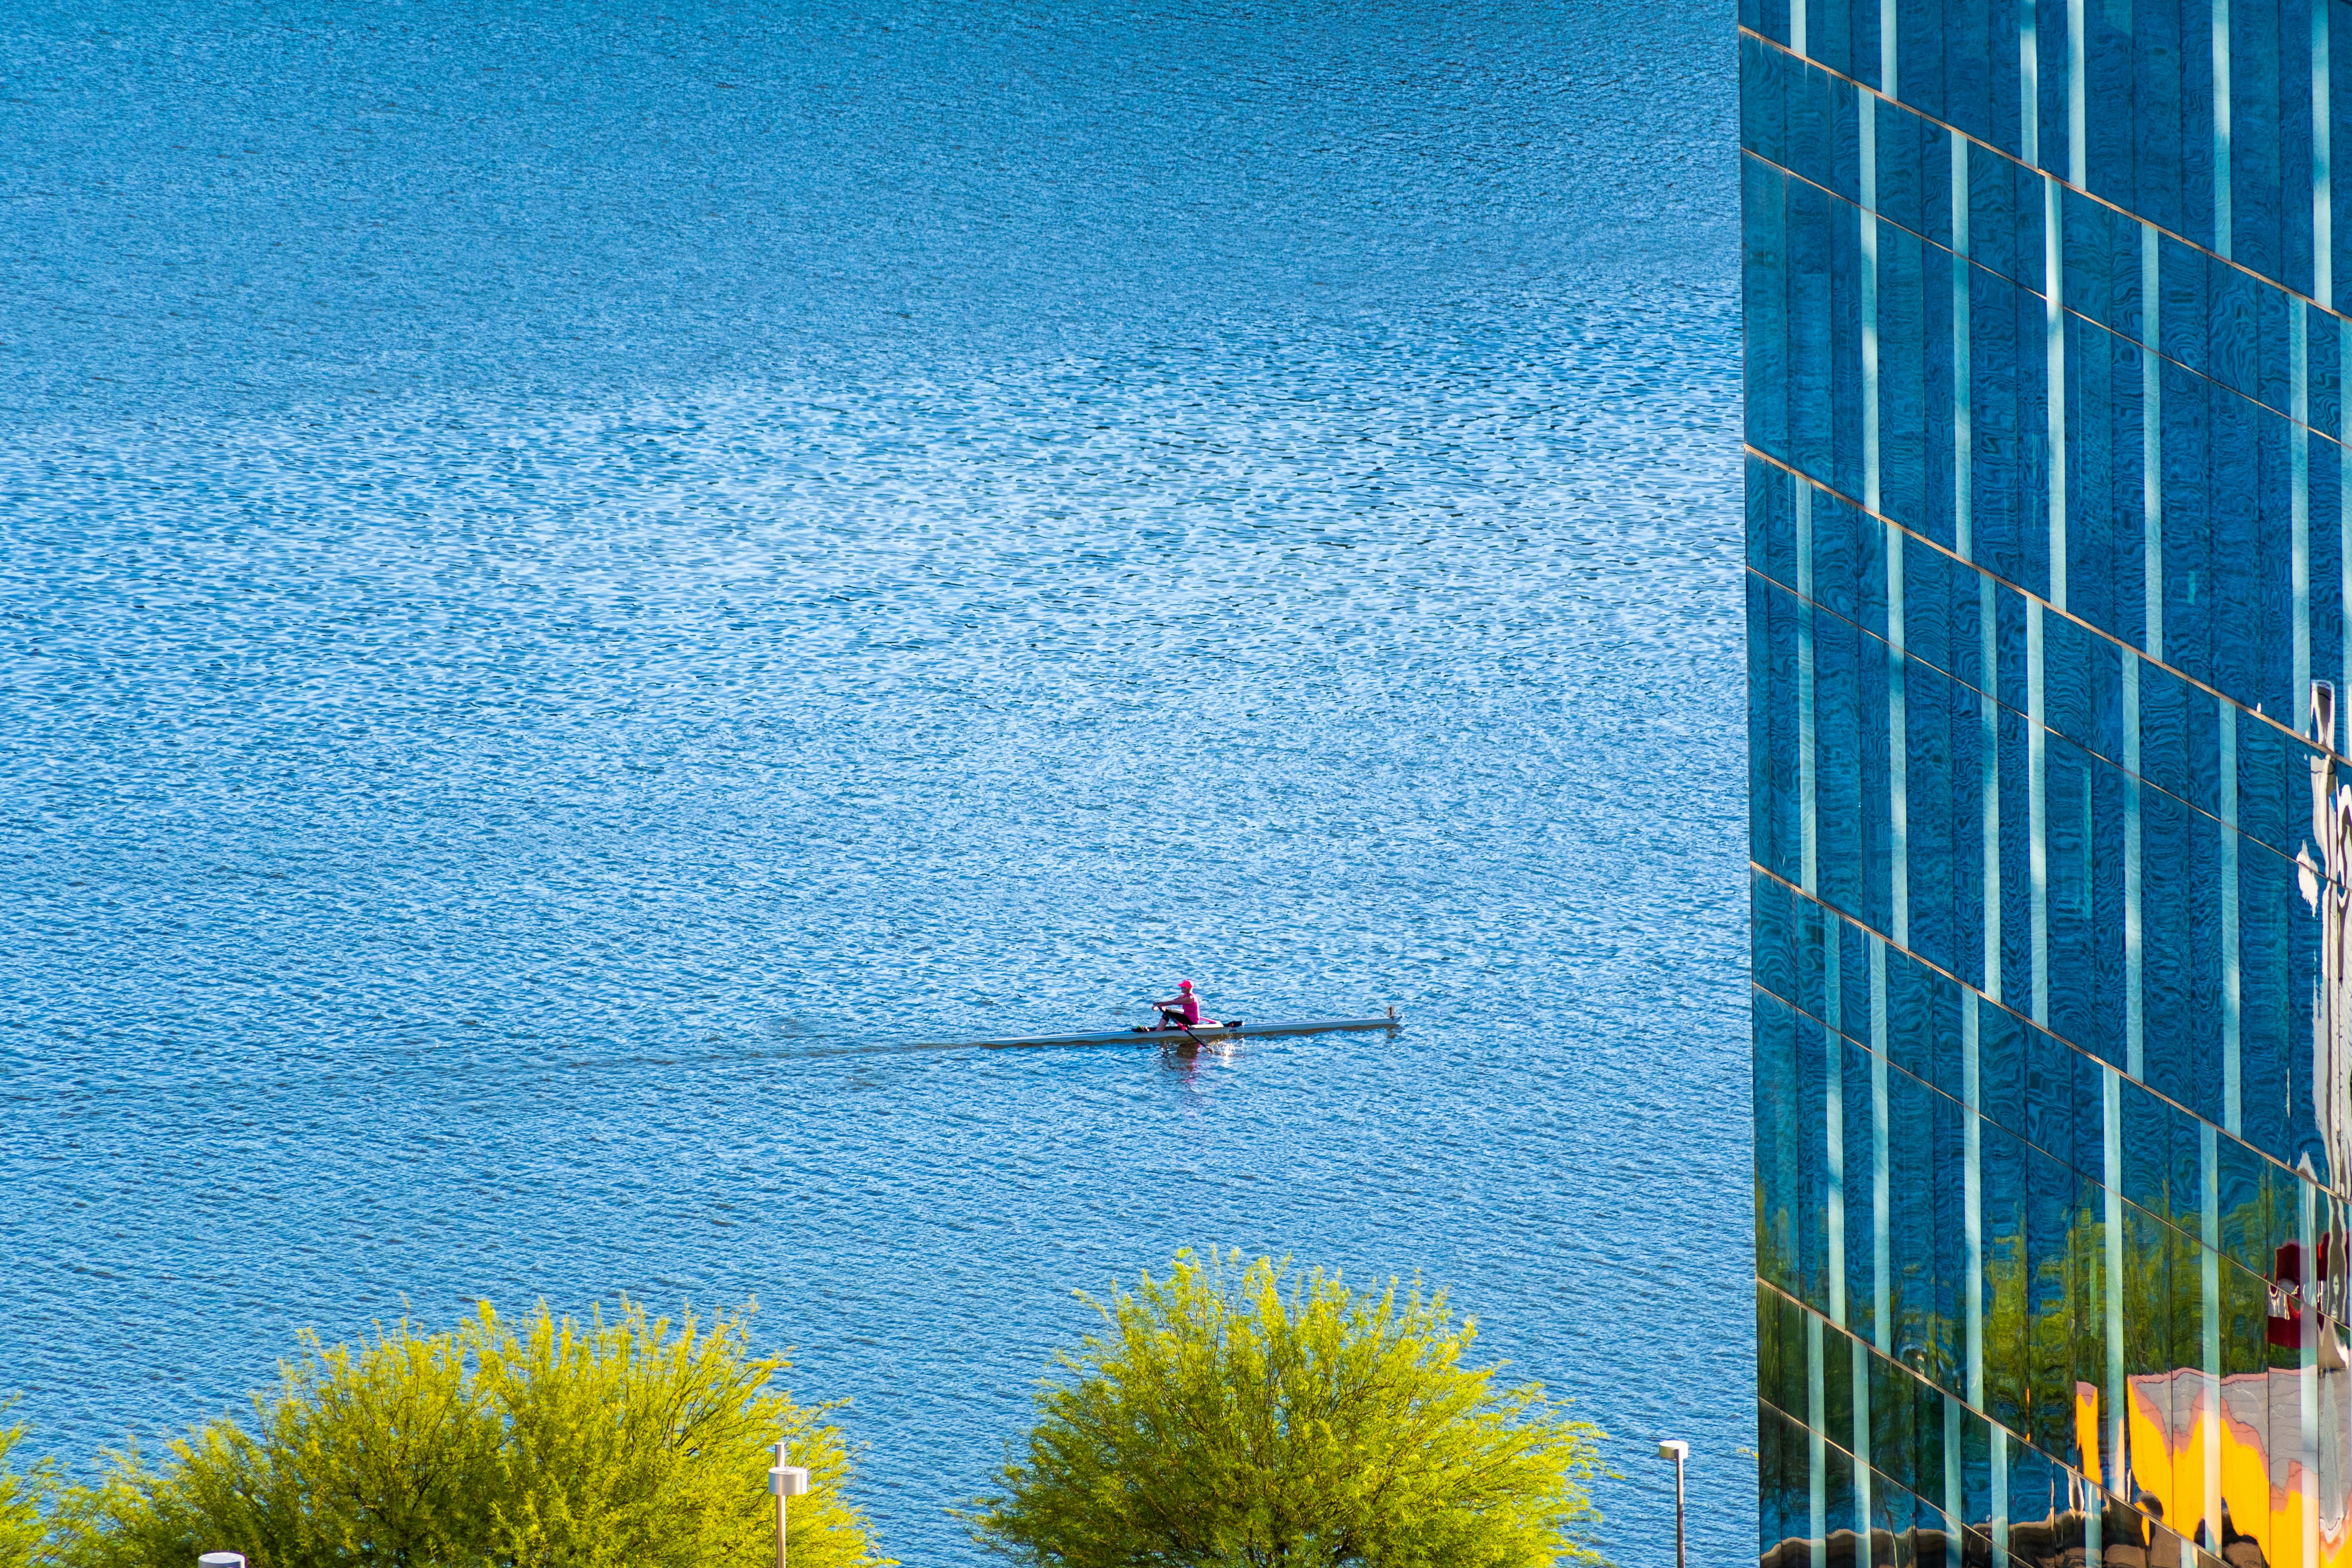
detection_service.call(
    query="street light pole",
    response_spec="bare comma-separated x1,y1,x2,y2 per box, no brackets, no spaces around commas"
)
770,1443,810,1568
1658,1440,1689,1568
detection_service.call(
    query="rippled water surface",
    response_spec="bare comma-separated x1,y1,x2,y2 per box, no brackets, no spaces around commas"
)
1,1,1745,1561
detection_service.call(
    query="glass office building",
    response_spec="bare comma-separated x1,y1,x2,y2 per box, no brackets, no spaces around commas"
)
1747,4,2352,1568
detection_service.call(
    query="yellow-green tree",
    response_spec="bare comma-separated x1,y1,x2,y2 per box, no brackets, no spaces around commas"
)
963,1249,1609,1568
0,1405,55,1565
52,1299,884,1568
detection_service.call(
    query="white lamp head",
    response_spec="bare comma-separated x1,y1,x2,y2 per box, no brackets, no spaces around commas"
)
198,1556,248,1568
771,1465,811,1497
1658,1440,1689,1461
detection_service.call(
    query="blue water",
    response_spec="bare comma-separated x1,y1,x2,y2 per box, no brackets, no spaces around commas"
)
0,2,1747,1562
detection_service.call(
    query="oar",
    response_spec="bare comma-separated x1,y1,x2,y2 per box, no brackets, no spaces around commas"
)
1173,1014,1236,1053
1151,1007,1210,1052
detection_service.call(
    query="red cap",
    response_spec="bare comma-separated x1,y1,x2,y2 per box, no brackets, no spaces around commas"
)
1179,980,1193,989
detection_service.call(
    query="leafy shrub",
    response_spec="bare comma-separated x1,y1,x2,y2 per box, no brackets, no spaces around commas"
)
52,1299,883,1568
963,1248,1610,1568
0,1407,56,1565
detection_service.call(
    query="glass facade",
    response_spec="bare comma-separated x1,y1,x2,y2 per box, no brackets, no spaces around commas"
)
1746,4,2352,1568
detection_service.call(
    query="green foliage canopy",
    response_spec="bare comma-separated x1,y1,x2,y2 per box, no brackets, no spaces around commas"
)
49,1298,883,1568
0,1407,56,1566
963,1249,1609,1568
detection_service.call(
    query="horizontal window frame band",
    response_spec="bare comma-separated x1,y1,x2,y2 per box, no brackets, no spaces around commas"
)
1755,1399,1990,1568
1755,1279,2031,1523
1741,24,2348,330
1742,143,2345,455
1746,563,2317,879
1746,449,2344,773
1753,1397,1992,1564
1755,1277,2186,1557
1753,865,2320,1216
1753,975,2287,1322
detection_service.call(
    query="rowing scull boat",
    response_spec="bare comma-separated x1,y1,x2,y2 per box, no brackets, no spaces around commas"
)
943,1009,1402,1051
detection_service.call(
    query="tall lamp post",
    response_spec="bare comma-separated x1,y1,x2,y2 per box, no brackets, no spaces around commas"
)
770,1443,810,1568
1658,1440,1688,1568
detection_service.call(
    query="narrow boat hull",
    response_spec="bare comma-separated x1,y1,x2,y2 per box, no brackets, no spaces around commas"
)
945,1014,1402,1051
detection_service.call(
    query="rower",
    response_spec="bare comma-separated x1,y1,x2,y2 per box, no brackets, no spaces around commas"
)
1153,980,1204,1031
